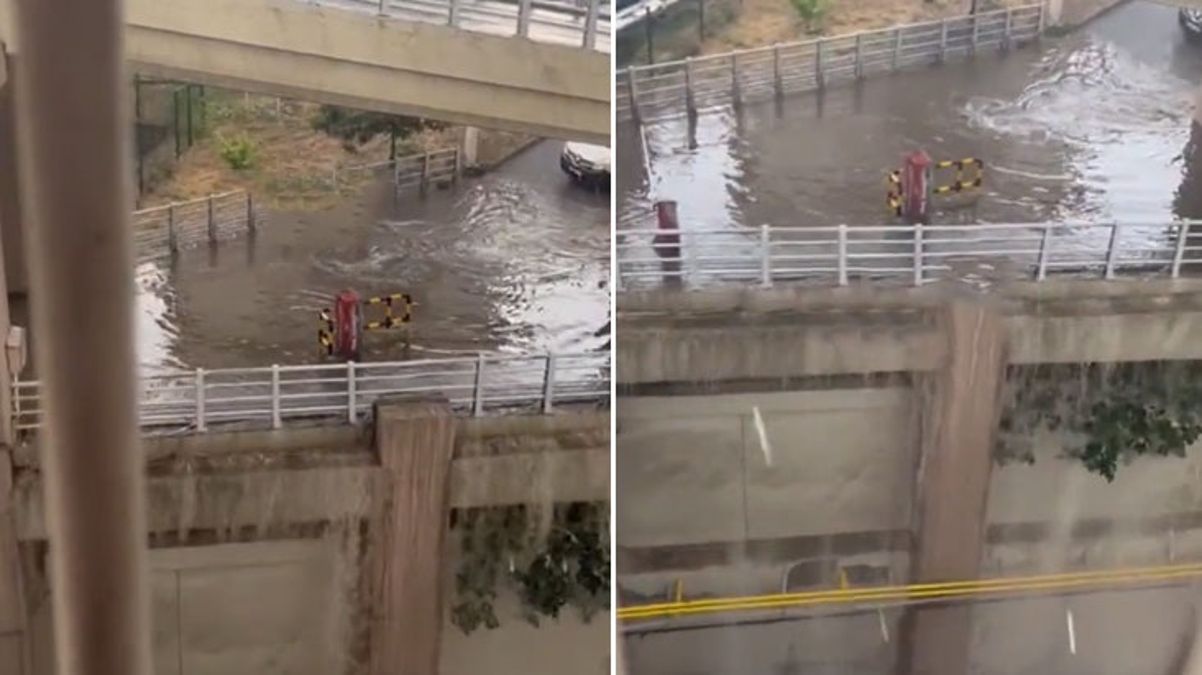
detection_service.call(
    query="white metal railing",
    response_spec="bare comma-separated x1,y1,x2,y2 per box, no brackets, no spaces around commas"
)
325,0,611,51
615,222,1202,289
615,4,1043,122
332,147,461,194
132,191,259,263
12,351,609,433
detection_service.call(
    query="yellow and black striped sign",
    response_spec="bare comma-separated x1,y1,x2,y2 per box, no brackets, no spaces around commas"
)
364,293,414,331
933,157,984,195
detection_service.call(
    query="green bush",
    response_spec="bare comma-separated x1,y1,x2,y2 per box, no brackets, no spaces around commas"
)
788,0,827,30
217,134,256,170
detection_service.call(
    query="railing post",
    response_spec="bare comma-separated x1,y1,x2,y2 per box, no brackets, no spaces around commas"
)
246,193,256,233
448,0,460,26
938,19,948,63
1037,1,1046,35
583,0,600,49
913,222,925,286
346,361,357,424
472,353,486,417
854,34,864,80
517,0,533,37
541,352,557,414
627,70,642,125
206,193,217,244
167,204,178,254
815,39,825,90
772,46,783,98
452,148,462,184
1173,222,1190,278
971,13,979,54
393,156,401,193
195,368,206,432
837,224,848,286
1002,8,1013,51
644,7,655,64
759,224,772,287
893,27,903,70
730,53,742,109
270,364,281,429
421,152,431,194
1104,223,1120,280
1037,225,1052,280
684,57,696,115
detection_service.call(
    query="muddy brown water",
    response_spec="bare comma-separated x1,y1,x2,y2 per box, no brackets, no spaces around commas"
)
132,140,609,372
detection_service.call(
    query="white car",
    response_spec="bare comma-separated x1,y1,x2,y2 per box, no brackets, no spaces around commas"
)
560,142,611,191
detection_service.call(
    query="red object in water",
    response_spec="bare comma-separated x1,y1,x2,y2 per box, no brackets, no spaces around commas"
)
333,289,362,361
902,150,933,223
652,200,681,259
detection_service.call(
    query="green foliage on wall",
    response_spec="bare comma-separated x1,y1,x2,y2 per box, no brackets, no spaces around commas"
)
451,501,609,634
997,361,1202,481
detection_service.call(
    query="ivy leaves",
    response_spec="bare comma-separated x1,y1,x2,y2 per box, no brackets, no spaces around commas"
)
998,362,1202,482
451,502,610,635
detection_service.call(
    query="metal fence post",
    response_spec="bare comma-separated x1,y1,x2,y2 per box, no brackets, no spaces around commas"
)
837,224,848,286
246,193,256,233
448,0,461,26
913,222,924,286
1173,222,1190,278
346,361,357,423
854,34,864,80
195,368,206,431
206,194,217,244
773,46,783,98
893,27,903,70
628,69,642,124
815,39,825,90
1037,1,1046,34
1104,224,1120,279
759,225,772,287
541,352,557,413
421,152,431,194
167,204,178,254
583,0,600,49
684,57,696,115
644,7,654,64
271,364,281,429
393,156,401,193
472,353,486,417
971,13,979,54
1036,225,1052,280
730,53,742,108
452,148,462,184
938,19,948,63
1003,8,1013,51
698,0,706,41
517,0,533,37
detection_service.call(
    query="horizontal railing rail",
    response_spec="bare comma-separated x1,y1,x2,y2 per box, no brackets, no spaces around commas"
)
615,4,1042,122
132,190,260,264
329,0,611,51
615,221,1202,289
12,351,610,434
332,147,461,194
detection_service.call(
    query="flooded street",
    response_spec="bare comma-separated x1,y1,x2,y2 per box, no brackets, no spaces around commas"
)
134,140,609,371
618,1,1202,245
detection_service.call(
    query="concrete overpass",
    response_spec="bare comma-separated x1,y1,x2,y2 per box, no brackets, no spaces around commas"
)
0,0,610,144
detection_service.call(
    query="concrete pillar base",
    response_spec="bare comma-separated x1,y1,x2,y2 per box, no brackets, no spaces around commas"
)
899,302,1007,675
369,398,455,675
461,126,480,168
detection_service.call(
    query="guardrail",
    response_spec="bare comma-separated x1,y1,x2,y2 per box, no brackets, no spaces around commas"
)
331,0,612,50
615,4,1043,123
12,351,609,433
132,191,259,264
333,147,461,195
615,221,1202,289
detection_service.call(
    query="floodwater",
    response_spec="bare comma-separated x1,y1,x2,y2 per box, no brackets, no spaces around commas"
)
617,1,1202,253
134,140,609,371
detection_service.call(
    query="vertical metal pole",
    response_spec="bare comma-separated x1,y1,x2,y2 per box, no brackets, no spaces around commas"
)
195,368,206,431
271,364,281,429
541,353,557,414
730,53,741,108
1104,223,1120,279
1173,222,1190,278
393,156,401,194
167,204,178,254
246,193,256,233
837,224,848,286
448,0,460,26
185,85,194,148
644,7,655,64
377,0,386,14
346,361,357,423
421,152,430,194
684,57,696,115
815,39,825,90
759,224,772,287
698,0,706,41
893,27,903,70
1037,1,1046,35
472,353,486,416
773,46,783,98
854,34,864,79
12,0,151,668
172,89,181,159
971,14,979,55
583,0,600,49
627,69,642,124
1003,8,1013,51
939,19,948,63
206,194,216,243
1037,225,1052,280
517,0,533,37
913,222,925,285
452,147,461,183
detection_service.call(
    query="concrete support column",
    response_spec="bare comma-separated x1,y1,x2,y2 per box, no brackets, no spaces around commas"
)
0,450,29,675
0,51,26,299
461,126,480,168
899,302,1007,675
370,398,455,675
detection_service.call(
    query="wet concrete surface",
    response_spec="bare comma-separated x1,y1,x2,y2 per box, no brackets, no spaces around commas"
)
132,140,609,371
617,1,1202,265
